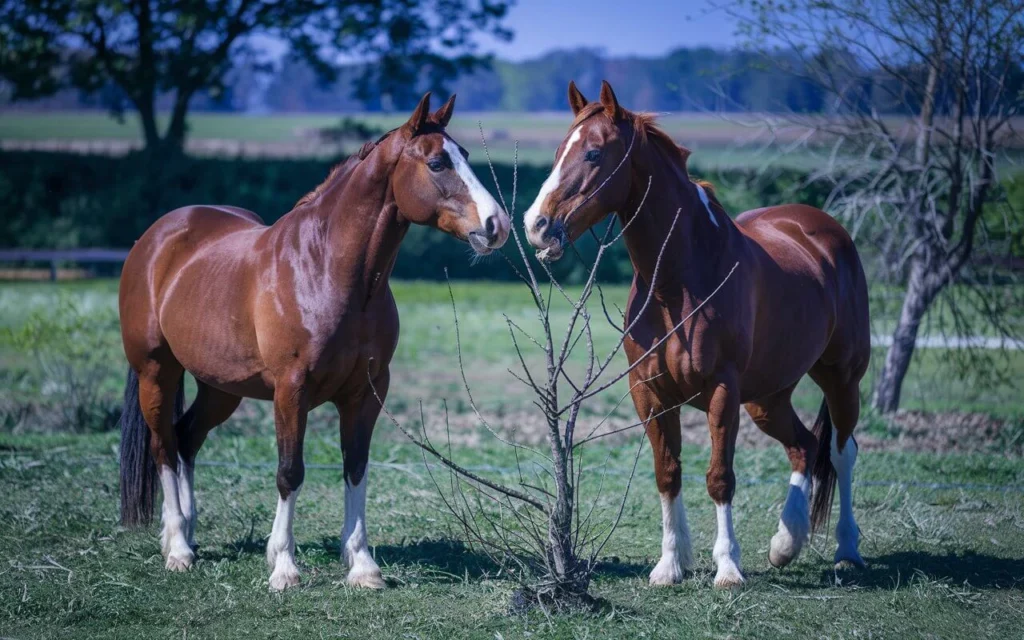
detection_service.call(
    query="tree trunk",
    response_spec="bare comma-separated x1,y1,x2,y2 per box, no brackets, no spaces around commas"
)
136,99,161,152
163,90,192,155
872,260,940,413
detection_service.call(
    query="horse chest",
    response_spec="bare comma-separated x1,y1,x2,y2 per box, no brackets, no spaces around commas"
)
624,314,724,399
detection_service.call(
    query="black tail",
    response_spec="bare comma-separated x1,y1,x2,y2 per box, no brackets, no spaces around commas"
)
810,398,836,532
119,368,184,527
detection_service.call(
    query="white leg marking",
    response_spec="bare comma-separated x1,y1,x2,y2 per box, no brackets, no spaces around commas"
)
694,183,720,228
524,126,583,243
176,456,196,548
769,472,811,568
712,503,744,588
832,434,864,568
342,474,384,589
267,485,302,591
159,464,194,571
443,138,509,247
649,492,693,585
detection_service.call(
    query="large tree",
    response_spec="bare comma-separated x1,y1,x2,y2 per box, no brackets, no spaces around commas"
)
731,0,1024,413
0,0,512,153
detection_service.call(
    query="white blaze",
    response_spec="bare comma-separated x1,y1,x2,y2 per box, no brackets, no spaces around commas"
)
443,138,508,246
524,126,584,241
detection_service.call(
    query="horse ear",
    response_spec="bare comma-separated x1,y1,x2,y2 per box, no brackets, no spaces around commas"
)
432,94,456,127
406,92,432,134
568,81,588,115
599,80,622,120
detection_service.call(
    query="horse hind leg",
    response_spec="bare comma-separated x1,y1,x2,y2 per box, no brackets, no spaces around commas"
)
136,360,193,571
175,382,242,549
744,388,816,569
810,363,867,569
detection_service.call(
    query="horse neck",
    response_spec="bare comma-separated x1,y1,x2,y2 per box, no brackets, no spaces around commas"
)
290,153,408,302
618,143,741,300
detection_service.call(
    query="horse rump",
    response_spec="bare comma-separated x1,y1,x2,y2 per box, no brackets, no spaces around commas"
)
119,367,184,527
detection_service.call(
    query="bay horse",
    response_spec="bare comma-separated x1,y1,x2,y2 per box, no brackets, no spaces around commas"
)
524,81,869,588
118,93,509,591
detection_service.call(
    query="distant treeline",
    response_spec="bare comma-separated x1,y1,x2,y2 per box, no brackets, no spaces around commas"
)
0,151,832,283
5,46,975,115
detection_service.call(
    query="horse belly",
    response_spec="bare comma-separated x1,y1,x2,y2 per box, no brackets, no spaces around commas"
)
159,253,269,395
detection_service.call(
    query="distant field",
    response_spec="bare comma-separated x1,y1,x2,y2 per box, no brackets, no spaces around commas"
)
0,110,879,170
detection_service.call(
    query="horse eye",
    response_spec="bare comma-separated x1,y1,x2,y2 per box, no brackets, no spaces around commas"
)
427,158,446,172
584,149,601,163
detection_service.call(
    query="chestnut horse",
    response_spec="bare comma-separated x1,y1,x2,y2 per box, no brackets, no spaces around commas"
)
118,93,509,591
525,81,869,588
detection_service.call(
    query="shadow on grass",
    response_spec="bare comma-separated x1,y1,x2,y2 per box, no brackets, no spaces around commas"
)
320,537,499,581
316,537,653,585
824,551,1024,590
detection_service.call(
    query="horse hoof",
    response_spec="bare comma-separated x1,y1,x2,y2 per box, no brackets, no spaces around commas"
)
346,568,386,589
165,551,194,572
649,559,684,586
768,542,798,569
834,556,866,571
713,569,745,590
269,568,302,592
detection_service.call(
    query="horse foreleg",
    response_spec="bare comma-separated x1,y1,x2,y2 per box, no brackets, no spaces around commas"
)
267,376,308,591
632,383,691,585
336,371,388,589
705,372,743,588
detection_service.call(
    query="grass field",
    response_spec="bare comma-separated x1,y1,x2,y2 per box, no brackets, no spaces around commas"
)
1,279,1023,638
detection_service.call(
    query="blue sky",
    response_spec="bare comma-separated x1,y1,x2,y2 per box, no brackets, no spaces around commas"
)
476,0,740,59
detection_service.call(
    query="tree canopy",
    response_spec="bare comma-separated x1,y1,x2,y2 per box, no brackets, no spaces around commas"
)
0,0,513,152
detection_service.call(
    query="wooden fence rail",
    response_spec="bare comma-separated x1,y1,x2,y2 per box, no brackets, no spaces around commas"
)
0,248,129,281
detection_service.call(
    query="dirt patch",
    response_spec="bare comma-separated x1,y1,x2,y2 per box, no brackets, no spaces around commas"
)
382,403,1023,456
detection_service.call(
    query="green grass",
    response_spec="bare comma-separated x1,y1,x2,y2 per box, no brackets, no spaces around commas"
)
1,431,1023,638
1,279,1023,637
3,279,1023,421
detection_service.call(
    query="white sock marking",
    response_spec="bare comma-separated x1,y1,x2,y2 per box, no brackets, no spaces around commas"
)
770,472,811,566
524,126,583,242
649,492,692,585
159,464,193,570
267,485,301,591
176,456,196,547
712,503,743,586
832,433,862,565
342,474,383,587
443,138,508,247
695,183,720,228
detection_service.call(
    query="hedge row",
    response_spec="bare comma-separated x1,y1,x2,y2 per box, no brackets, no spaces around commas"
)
0,151,831,283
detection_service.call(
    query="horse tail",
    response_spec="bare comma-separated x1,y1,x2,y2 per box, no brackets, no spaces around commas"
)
119,367,184,527
809,397,836,532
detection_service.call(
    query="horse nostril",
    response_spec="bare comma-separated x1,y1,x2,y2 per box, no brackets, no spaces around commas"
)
534,217,548,232
485,216,497,239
